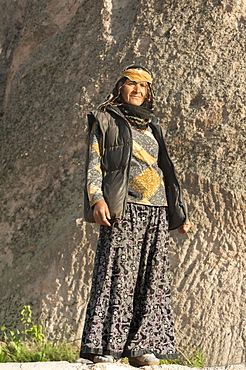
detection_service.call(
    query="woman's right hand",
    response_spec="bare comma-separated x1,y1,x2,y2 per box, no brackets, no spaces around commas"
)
93,200,111,226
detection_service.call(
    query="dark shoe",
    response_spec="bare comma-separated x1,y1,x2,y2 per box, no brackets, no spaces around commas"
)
92,355,115,363
129,353,160,367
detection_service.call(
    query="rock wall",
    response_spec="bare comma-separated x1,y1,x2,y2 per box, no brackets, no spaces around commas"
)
0,0,245,366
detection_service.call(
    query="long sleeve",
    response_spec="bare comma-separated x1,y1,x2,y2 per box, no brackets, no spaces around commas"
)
87,122,104,207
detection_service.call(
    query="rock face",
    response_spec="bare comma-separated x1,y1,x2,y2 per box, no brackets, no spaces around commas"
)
0,362,245,370
0,0,245,366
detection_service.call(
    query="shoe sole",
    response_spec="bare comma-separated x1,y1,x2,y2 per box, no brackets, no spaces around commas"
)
129,359,160,367
92,356,114,364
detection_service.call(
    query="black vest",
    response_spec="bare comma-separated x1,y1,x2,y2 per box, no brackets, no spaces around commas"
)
84,106,187,230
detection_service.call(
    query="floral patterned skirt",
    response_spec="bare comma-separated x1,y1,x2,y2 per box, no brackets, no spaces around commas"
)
80,203,177,360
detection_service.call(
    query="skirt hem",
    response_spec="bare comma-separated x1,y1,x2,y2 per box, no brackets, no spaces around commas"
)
80,346,178,360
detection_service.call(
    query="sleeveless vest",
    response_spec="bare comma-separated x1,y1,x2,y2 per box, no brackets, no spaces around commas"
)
84,106,187,230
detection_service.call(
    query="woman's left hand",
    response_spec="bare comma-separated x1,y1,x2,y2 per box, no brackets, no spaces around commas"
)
178,221,192,234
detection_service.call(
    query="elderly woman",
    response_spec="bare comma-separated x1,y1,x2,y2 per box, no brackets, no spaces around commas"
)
80,65,191,367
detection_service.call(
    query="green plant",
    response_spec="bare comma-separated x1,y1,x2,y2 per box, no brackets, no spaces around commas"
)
160,349,205,368
25,325,44,344
0,346,7,362
188,350,205,367
0,306,79,363
20,305,44,343
21,306,32,341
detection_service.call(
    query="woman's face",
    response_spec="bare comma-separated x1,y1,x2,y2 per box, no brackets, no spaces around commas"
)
121,79,148,106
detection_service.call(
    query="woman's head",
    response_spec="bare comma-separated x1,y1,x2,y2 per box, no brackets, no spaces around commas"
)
99,65,154,111
116,65,153,108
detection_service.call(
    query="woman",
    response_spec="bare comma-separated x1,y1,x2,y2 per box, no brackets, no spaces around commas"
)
80,65,191,367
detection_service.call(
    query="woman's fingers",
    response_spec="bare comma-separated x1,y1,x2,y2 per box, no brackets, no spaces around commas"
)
93,201,111,226
178,221,192,234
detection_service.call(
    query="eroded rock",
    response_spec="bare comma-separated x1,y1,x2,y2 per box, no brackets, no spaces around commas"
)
0,0,245,366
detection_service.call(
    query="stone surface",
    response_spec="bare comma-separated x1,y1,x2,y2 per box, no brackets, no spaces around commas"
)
0,364,245,370
0,0,245,367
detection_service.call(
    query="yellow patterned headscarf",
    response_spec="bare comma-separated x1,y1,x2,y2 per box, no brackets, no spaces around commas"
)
118,68,152,84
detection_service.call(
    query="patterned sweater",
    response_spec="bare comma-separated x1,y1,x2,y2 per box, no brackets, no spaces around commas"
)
87,122,167,207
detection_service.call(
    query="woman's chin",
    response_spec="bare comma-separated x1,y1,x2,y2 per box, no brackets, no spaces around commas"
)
128,98,144,106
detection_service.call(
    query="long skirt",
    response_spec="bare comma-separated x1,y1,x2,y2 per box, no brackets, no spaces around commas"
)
80,203,177,360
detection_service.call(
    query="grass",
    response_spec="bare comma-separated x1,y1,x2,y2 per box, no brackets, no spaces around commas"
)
0,340,78,363
0,305,205,366
0,340,205,366
118,350,205,368
0,305,79,363
160,349,205,367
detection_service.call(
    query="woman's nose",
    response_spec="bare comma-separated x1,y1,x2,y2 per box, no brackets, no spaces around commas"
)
134,83,141,92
